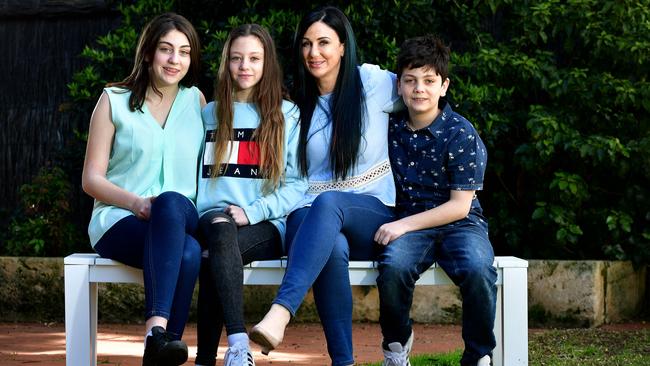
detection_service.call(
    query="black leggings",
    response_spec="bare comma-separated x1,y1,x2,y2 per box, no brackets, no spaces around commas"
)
195,211,282,366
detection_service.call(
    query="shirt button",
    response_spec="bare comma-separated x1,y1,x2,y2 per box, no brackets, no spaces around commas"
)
409,162,415,166
413,134,417,138
408,186,412,190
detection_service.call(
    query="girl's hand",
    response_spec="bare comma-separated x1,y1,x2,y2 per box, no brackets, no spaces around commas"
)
225,205,249,226
374,221,409,245
131,196,156,220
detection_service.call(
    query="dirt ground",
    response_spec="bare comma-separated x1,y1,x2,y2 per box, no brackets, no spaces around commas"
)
0,322,464,365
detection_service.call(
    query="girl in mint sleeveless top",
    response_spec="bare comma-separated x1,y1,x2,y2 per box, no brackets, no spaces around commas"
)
81,13,205,366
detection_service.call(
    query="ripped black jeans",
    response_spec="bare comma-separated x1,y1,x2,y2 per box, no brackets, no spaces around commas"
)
195,210,283,366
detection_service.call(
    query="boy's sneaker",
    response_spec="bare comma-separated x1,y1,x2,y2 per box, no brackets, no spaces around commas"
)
142,326,188,366
477,355,491,366
381,331,414,366
224,342,255,366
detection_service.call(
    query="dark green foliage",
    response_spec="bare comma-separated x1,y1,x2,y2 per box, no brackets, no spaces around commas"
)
4,167,85,257
8,0,647,264
444,0,649,264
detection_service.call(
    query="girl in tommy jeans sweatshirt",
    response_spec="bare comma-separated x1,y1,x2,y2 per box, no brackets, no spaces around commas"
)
194,24,307,366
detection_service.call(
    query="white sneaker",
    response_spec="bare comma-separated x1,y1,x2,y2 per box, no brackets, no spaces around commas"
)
381,331,414,366
224,342,255,366
477,355,491,366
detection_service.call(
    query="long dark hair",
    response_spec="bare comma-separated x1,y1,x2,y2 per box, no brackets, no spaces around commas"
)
292,6,365,180
212,24,286,194
109,12,201,112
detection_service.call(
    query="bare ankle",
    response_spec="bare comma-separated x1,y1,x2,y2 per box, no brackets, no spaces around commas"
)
268,304,290,325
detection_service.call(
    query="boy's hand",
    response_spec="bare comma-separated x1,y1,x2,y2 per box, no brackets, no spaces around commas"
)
225,205,250,226
374,221,409,245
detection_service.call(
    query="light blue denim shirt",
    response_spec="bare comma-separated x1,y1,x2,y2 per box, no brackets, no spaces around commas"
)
295,64,402,208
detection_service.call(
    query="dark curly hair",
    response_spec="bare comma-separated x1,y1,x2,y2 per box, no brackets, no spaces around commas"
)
397,35,450,80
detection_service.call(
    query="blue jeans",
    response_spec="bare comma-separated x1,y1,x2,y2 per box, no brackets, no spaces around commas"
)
276,191,395,366
93,191,201,338
376,214,497,366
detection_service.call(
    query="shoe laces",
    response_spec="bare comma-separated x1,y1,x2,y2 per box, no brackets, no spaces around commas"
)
224,342,255,366
382,348,410,366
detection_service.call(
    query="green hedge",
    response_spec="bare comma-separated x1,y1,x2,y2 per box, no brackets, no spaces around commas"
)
6,0,648,266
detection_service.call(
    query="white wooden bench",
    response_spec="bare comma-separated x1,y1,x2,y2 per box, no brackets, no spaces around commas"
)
64,253,528,366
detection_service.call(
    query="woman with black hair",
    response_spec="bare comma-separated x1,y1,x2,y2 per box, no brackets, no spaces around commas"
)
250,6,401,366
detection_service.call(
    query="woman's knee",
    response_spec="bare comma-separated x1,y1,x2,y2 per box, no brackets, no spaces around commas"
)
198,212,237,250
311,191,349,212
153,191,187,210
181,236,202,272
151,191,196,223
328,236,350,263
199,212,235,232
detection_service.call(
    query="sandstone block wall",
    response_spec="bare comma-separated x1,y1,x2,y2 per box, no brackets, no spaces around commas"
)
0,257,646,327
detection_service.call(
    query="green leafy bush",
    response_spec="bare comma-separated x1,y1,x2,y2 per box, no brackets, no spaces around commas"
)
5,167,84,256
446,0,649,264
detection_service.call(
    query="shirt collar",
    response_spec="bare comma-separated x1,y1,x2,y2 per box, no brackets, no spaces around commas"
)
424,98,453,135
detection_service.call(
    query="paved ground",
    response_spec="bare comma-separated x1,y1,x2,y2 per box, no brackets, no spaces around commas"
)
3,322,647,365
0,322,465,365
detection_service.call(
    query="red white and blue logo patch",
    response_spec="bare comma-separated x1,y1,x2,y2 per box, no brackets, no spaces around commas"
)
203,128,262,179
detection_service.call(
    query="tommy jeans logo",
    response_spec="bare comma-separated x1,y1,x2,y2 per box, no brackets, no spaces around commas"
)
203,128,262,179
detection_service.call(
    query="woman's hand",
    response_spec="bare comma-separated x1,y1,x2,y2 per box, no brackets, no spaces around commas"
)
131,196,156,220
225,205,249,226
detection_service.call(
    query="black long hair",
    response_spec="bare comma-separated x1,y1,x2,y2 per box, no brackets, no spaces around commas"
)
292,6,365,180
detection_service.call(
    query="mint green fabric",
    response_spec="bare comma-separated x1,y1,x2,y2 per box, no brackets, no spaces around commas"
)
88,86,203,246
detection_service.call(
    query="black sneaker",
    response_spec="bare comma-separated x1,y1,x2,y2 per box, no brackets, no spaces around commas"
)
142,326,188,366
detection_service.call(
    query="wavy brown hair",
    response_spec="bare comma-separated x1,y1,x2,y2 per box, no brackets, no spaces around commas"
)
109,12,201,112
211,24,286,193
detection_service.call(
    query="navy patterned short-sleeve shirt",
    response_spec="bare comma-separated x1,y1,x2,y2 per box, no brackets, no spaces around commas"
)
388,99,488,219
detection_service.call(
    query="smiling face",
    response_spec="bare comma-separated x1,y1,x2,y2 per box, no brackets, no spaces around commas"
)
149,29,191,89
228,35,265,102
398,65,450,128
301,21,345,94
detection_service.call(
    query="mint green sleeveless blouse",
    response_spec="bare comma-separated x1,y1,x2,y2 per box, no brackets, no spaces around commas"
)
88,86,203,246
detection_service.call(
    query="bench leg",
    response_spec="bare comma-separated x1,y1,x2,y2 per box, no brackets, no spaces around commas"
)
90,281,98,366
502,267,528,365
65,264,96,366
493,284,503,366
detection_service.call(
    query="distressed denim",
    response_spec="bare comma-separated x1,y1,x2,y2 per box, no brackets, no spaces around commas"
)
195,211,282,366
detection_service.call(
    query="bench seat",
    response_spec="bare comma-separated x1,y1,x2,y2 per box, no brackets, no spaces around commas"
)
64,253,528,365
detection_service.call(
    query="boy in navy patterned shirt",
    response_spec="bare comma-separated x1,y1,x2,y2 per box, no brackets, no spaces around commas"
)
373,35,496,366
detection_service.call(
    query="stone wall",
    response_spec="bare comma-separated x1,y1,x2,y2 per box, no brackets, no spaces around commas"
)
0,257,646,327
527,260,647,326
